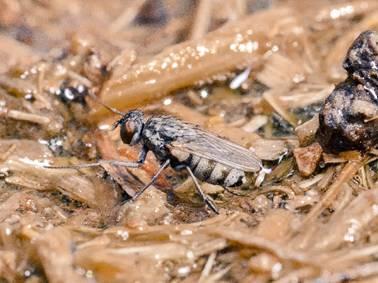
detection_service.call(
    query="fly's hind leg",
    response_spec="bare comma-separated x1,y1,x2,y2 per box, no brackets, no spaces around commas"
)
186,166,219,214
130,159,170,202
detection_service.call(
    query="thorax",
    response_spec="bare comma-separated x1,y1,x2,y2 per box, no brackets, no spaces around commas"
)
141,116,179,161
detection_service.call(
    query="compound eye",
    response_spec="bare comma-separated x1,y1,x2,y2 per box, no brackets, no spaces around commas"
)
120,121,135,144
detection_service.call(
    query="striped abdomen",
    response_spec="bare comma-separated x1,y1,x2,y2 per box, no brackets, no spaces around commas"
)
168,147,248,187
187,154,246,187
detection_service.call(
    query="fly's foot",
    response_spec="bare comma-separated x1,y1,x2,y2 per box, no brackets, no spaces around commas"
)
204,197,219,214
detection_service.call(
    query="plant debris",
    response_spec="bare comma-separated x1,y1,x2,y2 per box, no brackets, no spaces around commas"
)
0,1,377,283
294,142,323,177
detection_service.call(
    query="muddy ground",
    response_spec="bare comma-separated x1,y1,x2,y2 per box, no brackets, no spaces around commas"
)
0,1,377,282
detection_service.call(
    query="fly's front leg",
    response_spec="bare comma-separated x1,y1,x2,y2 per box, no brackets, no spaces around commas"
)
186,166,219,214
43,160,142,169
43,146,149,170
137,145,149,164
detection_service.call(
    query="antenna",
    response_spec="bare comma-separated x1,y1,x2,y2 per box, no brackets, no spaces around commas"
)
87,92,125,116
111,117,125,130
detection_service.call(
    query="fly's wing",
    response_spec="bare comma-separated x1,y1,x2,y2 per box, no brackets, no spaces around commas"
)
167,125,261,172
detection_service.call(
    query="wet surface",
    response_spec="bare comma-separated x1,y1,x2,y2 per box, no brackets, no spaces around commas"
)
0,1,377,283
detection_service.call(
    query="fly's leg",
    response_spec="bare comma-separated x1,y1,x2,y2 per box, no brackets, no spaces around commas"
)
43,160,142,169
137,145,148,164
130,159,170,202
43,146,150,170
186,166,219,214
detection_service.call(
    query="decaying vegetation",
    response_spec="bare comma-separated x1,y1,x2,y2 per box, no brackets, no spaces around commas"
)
0,0,377,282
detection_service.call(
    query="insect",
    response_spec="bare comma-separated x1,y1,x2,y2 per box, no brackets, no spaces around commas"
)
45,105,264,213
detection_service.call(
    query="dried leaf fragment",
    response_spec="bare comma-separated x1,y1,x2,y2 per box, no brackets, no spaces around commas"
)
293,143,323,177
34,228,88,283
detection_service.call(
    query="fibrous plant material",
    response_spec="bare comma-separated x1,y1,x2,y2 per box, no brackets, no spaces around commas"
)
90,7,300,120
0,1,378,283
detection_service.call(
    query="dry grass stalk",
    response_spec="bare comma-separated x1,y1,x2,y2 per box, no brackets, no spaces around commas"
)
90,8,298,120
34,228,88,283
290,159,365,236
109,0,147,33
6,109,50,125
189,0,213,40
0,1,377,282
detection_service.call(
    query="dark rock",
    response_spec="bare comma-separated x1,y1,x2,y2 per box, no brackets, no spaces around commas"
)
317,30,378,153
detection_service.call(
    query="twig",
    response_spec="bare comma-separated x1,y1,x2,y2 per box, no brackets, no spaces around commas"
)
0,144,16,161
109,1,147,33
275,267,317,283
235,0,247,17
207,228,317,266
201,264,232,283
67,70,93,87
317,262,378,283
198,252,217,283
290,159,365,236
6,109,50,125
318,244,378,268
189,0,213,40
263,90,298,127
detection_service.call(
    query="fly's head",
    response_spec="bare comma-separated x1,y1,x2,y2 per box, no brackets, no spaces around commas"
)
112,110,144,145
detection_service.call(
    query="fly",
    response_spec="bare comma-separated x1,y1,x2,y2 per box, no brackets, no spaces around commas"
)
45,105,265,214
